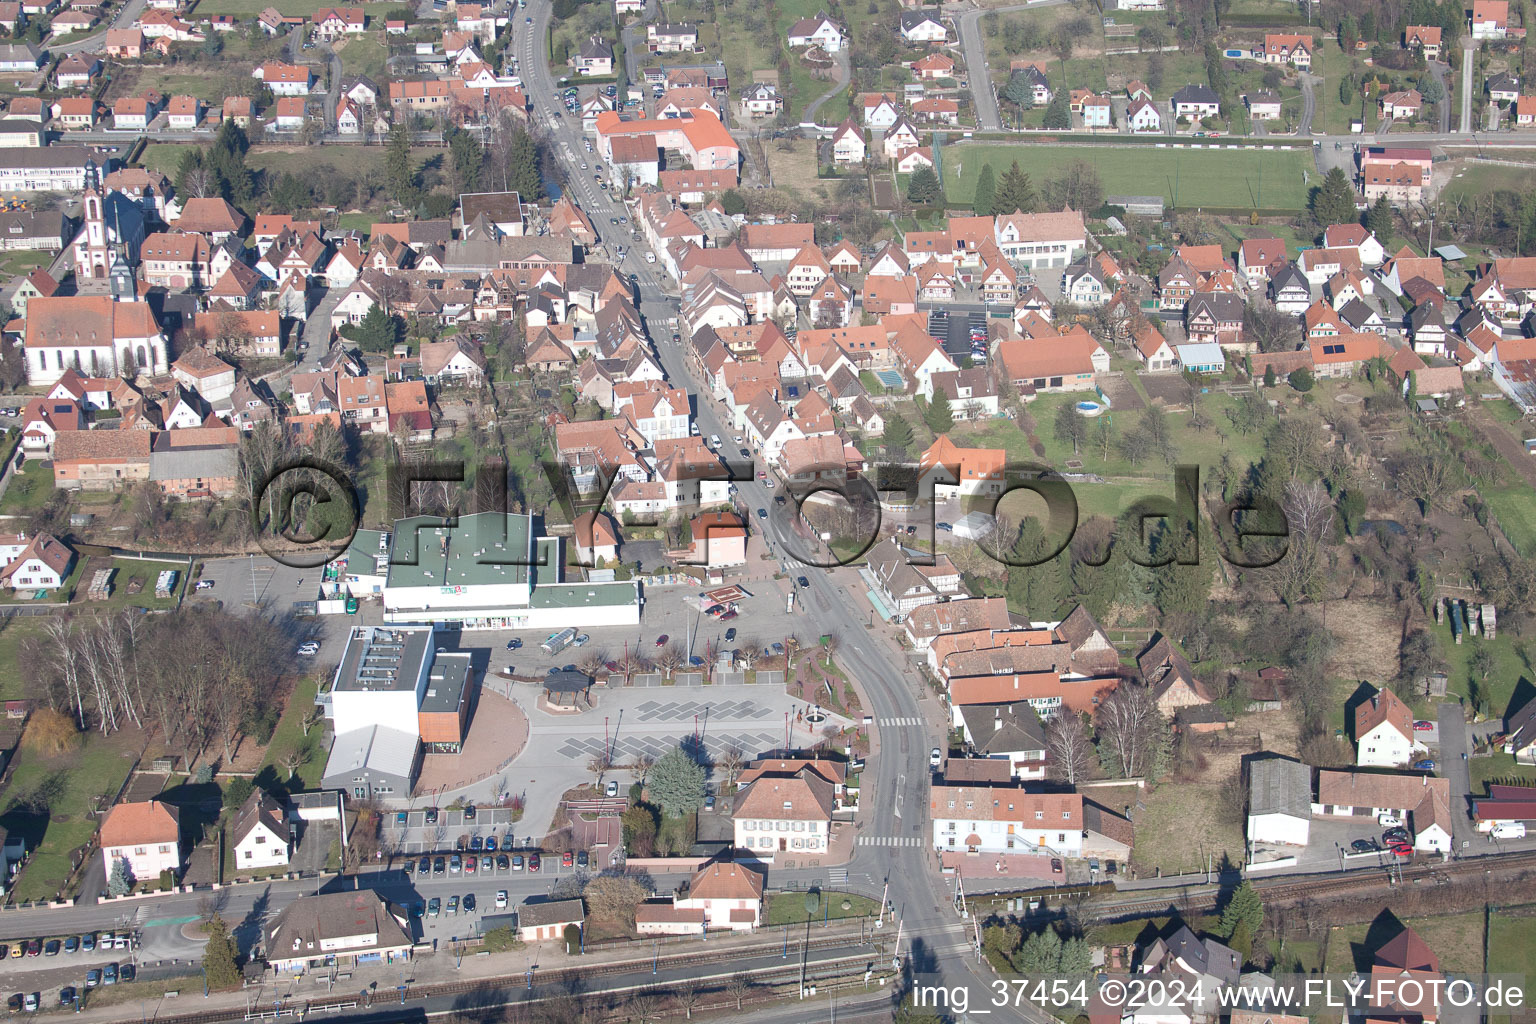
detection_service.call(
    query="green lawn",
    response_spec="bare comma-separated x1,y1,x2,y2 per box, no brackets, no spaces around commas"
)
1484,481,1536,557
1437,627,1529,722
0,461,55,516
194,0,329,15
763,891,878,926
1443,161,1536,205
0,617,44,702
942,143,1314,211
1471,752,1536,794
1487,907,1536,1024
85,558,188,612
0,250,48,277
3,731,138,903
255,674,326,793
336,35,389,82
1325,911,1486,976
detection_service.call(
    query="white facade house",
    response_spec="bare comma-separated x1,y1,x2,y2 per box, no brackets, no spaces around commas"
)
672,862,764,931
732,764,838,859
786,12,844,52
1355,687,1417,768
232,791,290,870
100,800,181,882
899,10,948,43
930,785,1084,857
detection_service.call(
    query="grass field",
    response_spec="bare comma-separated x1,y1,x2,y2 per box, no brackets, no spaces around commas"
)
0,617,44,702
0,461,55,516
764,891,878,926
1324,910,1487,976
1436,625,1529,722
2,729,139,903
1485,480,1536,557
1130,782,1244,876
942,143,1314,211
192,0,329,16
1443,161,1536,204
255,674,325,792
1487,907,1536,1024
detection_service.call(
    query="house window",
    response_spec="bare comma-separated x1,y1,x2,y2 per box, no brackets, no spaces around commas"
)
134,847,146,855
255,835,266,844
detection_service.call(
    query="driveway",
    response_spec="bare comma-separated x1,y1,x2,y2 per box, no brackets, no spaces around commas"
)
802,49,849,125
1438,701,1472,853
1460,44,1474,132
1297,72,1317,134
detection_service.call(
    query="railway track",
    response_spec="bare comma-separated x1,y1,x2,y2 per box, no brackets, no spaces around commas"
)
1095,850,1536,919
117,934,887,1024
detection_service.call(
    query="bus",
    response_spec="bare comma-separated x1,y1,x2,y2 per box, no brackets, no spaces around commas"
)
541,627,578,655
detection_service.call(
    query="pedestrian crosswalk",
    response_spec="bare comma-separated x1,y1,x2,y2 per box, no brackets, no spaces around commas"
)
877,717,921,727
827,868,848,884
857,836,925,847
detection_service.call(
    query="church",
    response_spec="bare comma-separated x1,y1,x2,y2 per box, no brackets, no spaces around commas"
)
69,165,145,284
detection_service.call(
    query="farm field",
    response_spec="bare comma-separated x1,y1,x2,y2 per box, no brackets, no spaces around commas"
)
941,143,1314,210
191,0,330,16
1441,160,1536,204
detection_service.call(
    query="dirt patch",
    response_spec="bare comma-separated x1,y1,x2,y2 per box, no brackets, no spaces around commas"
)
1306,598,1405,682
765,138,835,200
1098,373,1146,412
1141,374,1195,410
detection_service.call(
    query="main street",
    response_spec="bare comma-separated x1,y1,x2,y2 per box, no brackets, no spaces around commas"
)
509,5,1032,1018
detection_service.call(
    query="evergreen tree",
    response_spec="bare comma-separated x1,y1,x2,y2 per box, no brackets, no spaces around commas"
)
270,173,311,214
993,160,1037,215
1309,166,1358,227
505,125,545,201
1365,194,1393,245
907,166,943,205
649,746,706,818
447,126,483,194
107,859,129,896
1220,879,1264,939
924,389,954,434
1002,70,1037,108
1007,519,1068,620
1151,524,1211,632
973,162,996,216
1042,89,1071,130
882,414,914,458
353,304,401,352
1229,919,1253,965
202,914,241,990
385,120,418,208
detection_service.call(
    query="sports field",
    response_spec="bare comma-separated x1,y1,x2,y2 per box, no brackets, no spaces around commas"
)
942,143,1314,211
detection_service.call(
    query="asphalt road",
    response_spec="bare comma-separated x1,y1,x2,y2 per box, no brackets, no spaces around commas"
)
949,0,1063,133
513,4,1032,1016
1460,44,1474,134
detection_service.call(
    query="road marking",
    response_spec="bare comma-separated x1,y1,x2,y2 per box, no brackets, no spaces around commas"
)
856,836,924,847
878,717,920,726
894,774,904,819
142,915,201,927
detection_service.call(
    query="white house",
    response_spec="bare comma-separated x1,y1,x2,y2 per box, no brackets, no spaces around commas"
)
0,532,73,590
786,12,844,52
231,790,289,870
1354,686,1417,768
673,862,764,931
1128,98,1162,132
831,119,865,163
732,760,841,859
899,9,947,43
100,800,181,883
930,785,1084,857
1246,756,1312,847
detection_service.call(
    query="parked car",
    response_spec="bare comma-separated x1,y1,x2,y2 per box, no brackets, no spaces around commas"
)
574,633,589,647
512,854,524,871
23,993,36,1012
296,642,320,656
725,628,737,642
463,894,476,914
63,936,78,954
427,897,441,917
85,971,101,989
470,835,483,851
577,850,588,868
449,854,462,874
930,748,943,768
1413,760,1437,771
497,854,510,871
1413,720,1434,731
719,609,738,621
1350,839,1378,852
24,940,39,957
562,851,574,868
704,795,715,811
195,580,215,591
606,780,619,797
58,987,75,1007
486,836,498,852
464,804,476,821
506,639,522,650
81,934,95,953
43,940,59,957
433,856,445,875
1050,858,1063,874
102,964,117,985
446,895,458,916
654,634,669,647
529,853,541,872
5,995,19,1012
396,811,408,825
425,807,439,825
464,855,476,874
120,965,135,982
418,856,430,875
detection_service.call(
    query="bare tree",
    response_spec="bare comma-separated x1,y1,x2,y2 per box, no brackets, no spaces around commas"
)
577,648,608,679
737,636,761,669
627,988,662,1024
725,974,752,1011
1045,712,1094,784
629,751,655,785
716,744,745,792
674,979,701,1020
654,642,685,679
1094,684,1169,779
586,753,612,789
821,630,840,666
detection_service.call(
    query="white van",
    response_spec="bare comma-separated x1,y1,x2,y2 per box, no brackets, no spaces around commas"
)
709,434,721,449
1492,822,1527,840
1378,813,1403,828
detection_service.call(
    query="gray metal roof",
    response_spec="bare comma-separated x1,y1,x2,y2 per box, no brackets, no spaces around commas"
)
149,446,237,482
334,625,434,693
421,652,471,713
322,724,418,780
1248,756,1311,819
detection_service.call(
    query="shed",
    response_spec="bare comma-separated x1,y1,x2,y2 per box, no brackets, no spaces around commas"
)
543,669,592,711
1247,755,1312,847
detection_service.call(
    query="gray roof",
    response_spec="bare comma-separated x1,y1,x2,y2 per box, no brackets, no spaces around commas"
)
323,724,419,781
0,42,40,63
899,9,943,30
459,191,523,228
517,898,584,928
1172,83,1220,105
543,669,591,696
0,207,66,240
1269,263,1308,292
421,652,471,714
578,35,613,60
0,146,93,170
334,625,435,694
443,233,574,272
0,119,42,133
959,701,1046,757
148,445,238,482
1248,756,1311,820
266,891,411,962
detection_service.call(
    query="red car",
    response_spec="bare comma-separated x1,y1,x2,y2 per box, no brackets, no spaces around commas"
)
528,853,541,872
654,634,669,647
562,851,574,867
1388,843,1413,857
1413,720,1434,731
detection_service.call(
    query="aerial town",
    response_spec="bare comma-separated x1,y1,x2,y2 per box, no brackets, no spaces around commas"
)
0,0,1527,1019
